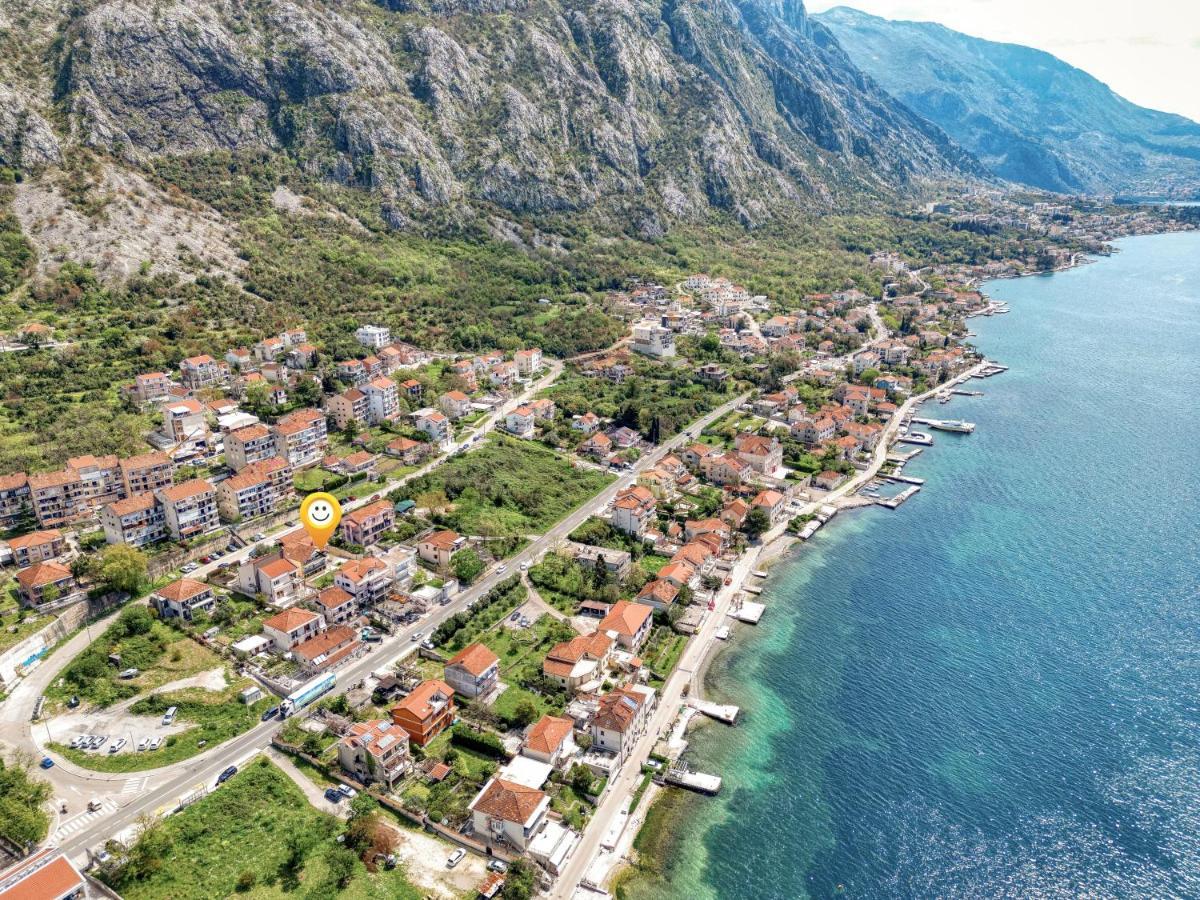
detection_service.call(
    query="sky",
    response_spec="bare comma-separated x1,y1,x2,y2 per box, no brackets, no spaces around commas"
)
807,0,1200,123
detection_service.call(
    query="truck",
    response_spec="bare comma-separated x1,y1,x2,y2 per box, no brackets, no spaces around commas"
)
279,673,337,718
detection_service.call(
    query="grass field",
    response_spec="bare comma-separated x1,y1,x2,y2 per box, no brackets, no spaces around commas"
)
395,435,612,537
103,758,422,900
51,680,273,773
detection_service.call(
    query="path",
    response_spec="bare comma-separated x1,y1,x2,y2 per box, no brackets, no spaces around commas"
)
265,747,346,817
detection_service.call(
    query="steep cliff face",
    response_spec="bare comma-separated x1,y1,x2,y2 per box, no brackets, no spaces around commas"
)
2,0,980,227
818,6,1200,197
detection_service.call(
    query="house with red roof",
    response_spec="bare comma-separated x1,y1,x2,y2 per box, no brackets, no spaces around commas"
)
469,777,550,852
151,578,216,621
390,679,455,746
444,642,500,698
521,714,578,768
597,600,653,650
338,719,412,788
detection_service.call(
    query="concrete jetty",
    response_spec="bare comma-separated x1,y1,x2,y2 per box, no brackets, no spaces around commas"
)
663,768,723,795
897,431,934,446
686,698,741,724
875,485,920,509
731,601,765,623
883,473,925,486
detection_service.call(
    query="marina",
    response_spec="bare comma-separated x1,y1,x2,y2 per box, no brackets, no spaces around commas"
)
897,430,934,446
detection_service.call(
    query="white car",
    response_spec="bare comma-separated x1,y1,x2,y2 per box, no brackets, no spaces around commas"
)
149,736,163,750
70,735,84,749
109,738,126,754
137,737,149,751
411,631,424,642
338,785,358,799
495,564,507,575
519,561,530,571
446,849,466,868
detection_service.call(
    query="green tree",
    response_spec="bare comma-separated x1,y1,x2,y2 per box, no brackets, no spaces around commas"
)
98,544,149,594
451,547,485,584
513,697,540,727
743,507,770,540
502,859,537,899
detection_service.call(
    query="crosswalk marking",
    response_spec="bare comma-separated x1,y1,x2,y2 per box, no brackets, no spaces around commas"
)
121,776,148,794
52,798,118,840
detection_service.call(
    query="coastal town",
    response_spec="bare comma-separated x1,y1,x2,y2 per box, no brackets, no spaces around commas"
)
0,195,1194,900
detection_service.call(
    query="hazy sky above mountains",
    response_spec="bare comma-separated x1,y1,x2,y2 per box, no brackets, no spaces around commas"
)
811,1,1200,122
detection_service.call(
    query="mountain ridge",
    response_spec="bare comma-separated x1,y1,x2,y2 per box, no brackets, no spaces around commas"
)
816,5,1200,197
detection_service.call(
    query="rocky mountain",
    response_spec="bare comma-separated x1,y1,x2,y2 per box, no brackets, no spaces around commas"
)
0,0,980,231
817,6,1200,197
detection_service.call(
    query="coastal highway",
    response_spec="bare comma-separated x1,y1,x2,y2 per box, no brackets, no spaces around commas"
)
43,388,750,866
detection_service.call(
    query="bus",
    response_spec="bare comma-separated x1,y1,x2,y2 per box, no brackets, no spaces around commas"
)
280,673,337,718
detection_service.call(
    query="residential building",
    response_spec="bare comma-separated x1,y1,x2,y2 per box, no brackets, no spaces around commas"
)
611,485,656,538
8,529,66,567
101,493,166,547
390,678,455,746
813,470,845,491
327,388,369,429
752,489,786,523
701,452,747,486
542,632,612,692
261,607,324,651
598,600,653,650
355,324,391,349
16,561,74,607
238,554,303,607
590,686,655,763
225,424,277,471
385,436,428,465
570,543,632,579
522,715,577,768
27,468,85,528
0,473,30,530
254,336,285,362
444,643,500,699
439,390,472,421
336,359,367,386
67,454,122,507
417,530,464,569
580,432,612,459
151,578,216,621
341,499,395,547
631,320,676,358
635,578,679,612
362,376,399,425
293,625,361,675
225,348,253,371
334,556,393,605
216,457,292,522
505,406,536,438
0,847,87,900
120,451,173,497
316,585,358,625
179,354,229,391
338,719,412,789
734,434,783,474
413,409,451,445
130,371,173,404
572,412,600,435
514,348,542,377
272,409,328,469
469,778,550,852
157,479,219,541
680,442,717,470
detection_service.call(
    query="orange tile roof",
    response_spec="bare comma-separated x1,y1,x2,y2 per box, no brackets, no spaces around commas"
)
155,578,210,602
16,560,71,590
345,499,393,525
106,492,158,516
598,600,652,638
446,642,498,677
7,529,62,550
470,778,547,825
318,585,355,609
263,607,319,633
0,847,85,900
524,715,574,756
120,451,170,471
393,679,454,721
421,530,461,551
257,557,298,579
158,478,214,503
337,557,387,583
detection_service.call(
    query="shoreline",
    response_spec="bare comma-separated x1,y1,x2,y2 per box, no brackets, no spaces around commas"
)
604,237,1132,897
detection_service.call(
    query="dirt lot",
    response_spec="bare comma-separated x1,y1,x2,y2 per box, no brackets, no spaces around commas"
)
381,821,490,899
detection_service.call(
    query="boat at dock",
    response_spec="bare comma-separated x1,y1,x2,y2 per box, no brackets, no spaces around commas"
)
897,431,934,446
912,417,976,433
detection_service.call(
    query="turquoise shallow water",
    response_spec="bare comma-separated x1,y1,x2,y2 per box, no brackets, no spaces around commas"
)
629,232,1200,900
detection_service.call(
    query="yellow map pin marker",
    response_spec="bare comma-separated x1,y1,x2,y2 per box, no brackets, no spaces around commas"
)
300,492,342,549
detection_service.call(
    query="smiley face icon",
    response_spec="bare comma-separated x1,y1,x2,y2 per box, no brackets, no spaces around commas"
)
300,492,342,548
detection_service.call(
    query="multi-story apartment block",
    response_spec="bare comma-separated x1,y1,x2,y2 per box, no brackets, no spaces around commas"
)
156,479,219,541
336,359,368,386
341,500,395,547
27,468,86,528
120,451,173,497
216,457,292,522
101,493,167,547
355,324,391,349
130,371,173,404
239,554,305,608
151,578,217,621
334,556,393,605
632,319,676,358
7,529,66,567
338,719,412,789
327,388,369,429
413,409,451,445
272,408,328,469
224,424,277,471
66,455,123,507
163,398,210,447
179,354,229,392
514,348,542,377
611,485,656,538
361,376,399,425
261,607,324,651
0,473,30,530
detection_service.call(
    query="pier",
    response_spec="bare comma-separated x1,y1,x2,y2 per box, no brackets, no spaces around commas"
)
897,431,934,446
883,474,925,486
686,698,741,724
888,447,923,462
952,389,983,397
875,485,920,509
663,767,723,795
730,600,765,623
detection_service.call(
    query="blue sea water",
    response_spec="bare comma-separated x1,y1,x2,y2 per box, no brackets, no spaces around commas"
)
626,231,1200,900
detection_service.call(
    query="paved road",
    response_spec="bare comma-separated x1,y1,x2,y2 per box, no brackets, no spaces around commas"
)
47,389,748,866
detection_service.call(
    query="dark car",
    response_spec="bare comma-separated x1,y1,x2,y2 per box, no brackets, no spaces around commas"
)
261,706,279,721
216,766,238,785
324,788,344,803
67,695,80,708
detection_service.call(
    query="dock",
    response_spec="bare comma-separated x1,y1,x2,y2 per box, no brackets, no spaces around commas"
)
875,485,920,509
897,431,934,446
686,698,741,724
972,362,1009,378
952,389,983,397
663,767,723,795
883,474,925,486
751,570,769,579
741,584,763,595
887,447,923,463
730,601,765,623
797,520,821,540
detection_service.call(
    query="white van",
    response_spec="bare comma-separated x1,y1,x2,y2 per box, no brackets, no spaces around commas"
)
162,706,178,726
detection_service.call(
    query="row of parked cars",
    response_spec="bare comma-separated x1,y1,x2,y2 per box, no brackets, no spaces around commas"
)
70,734,164,753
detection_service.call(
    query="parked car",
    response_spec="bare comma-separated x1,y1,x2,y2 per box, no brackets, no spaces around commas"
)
69,736,83,749
137,737,149,751
337,784,358,799
324,788,344,803
67,695,80,708
149,737,163,750
410,631,424,642
421,640,435,650
488,859,508,873
109,738,126,754
519,561,530,571
253,532,266,541
495,564,507,575
216,766,237,785
39,756,54,769
118,667,139,679
262,706,280,721
446,849,466,869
